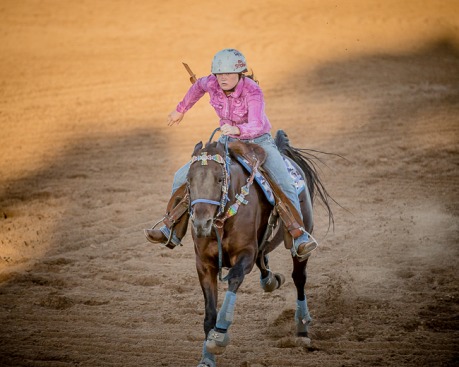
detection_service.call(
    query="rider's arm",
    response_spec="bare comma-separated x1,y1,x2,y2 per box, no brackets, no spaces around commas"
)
176,76,210,114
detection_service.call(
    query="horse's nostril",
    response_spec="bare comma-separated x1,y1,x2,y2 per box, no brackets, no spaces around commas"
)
191,216,214,238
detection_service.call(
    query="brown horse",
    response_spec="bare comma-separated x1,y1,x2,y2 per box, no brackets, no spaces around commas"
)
188,130,333,367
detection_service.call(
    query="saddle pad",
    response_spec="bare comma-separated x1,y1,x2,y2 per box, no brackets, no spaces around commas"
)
236,156,306,205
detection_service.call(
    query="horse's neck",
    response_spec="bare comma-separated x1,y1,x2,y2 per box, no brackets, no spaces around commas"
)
228,162,247,198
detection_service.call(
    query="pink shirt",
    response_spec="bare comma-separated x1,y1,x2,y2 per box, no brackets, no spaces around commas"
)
176,74,272,140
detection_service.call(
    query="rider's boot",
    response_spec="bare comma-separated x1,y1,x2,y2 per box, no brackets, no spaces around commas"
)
294,232,318,261
263,178,317,261
275,198,317,261
144,228,167,243
144,184,190,249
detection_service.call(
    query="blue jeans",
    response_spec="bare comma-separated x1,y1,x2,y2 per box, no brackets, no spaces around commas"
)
171,134,310,243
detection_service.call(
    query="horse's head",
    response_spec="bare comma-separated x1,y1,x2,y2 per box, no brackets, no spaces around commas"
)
187,141,228,238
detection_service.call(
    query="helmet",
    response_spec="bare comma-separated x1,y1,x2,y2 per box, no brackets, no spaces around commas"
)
211,48,248,74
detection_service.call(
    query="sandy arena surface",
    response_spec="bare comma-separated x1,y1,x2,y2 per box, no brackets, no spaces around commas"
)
1,1,458,366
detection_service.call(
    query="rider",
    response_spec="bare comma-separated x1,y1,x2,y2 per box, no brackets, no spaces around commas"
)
144,48,317,260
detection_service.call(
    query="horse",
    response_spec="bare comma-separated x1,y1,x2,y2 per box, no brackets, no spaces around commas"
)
186,130,333,367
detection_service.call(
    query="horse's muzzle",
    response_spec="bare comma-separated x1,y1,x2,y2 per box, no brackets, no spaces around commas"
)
191,216,214,238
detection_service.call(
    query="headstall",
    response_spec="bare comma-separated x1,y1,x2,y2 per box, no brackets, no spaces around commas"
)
188,149,259,227
188,151,229,217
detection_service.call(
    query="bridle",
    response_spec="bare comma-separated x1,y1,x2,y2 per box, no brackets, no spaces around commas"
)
187,131,260,281
187,144,259,228
187,151,229,220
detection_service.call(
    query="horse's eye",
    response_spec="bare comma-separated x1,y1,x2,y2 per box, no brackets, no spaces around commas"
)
218,177,223,183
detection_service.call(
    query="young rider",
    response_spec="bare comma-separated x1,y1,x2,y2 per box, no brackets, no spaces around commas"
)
144,48,317,260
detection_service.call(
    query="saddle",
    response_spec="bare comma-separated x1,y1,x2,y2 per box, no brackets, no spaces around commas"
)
228,141,306,244
228,140,267,167
229,142,306,205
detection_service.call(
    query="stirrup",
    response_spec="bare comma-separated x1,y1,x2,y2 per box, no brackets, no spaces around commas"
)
291,230,318,262
159,226,182,249
145,217,182,249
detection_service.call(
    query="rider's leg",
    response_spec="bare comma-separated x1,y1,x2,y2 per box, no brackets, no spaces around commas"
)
171,161,191,194
144,162,190,248
254,135,317,260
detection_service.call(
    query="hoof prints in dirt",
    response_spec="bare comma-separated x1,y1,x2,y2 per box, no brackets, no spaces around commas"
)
37,292,110,310
37,292,75,310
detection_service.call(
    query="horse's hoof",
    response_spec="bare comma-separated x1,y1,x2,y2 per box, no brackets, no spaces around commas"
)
197,357,216,367
274,273,285,288
261,271,285,292
205,340,226,355
294,336,312,347
205,329,230,355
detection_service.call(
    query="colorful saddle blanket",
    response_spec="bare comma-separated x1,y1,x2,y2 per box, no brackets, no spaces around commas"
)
236,156,306,205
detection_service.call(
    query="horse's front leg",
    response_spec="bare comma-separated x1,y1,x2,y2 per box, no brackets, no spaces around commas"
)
205,250,256,355
196,259,219,367
256,254,286,293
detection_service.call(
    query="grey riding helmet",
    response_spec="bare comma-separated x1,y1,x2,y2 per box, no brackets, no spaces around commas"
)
211,49,248,74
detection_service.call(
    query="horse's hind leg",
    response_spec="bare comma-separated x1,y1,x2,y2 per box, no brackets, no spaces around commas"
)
292,258,312,337
290,189,313,337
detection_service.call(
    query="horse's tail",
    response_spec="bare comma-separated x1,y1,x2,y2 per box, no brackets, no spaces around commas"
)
274,130,335,228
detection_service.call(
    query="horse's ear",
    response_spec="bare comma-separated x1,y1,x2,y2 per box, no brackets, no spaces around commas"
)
192,141,203,156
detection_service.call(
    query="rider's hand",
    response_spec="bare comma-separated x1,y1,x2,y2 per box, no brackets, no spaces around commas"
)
167,109,184,126
220,124,240,136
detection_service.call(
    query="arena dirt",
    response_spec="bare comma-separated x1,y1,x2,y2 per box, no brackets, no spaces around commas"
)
1,1,458,366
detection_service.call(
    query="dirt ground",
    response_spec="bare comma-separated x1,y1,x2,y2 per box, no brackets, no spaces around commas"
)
0,1,458,366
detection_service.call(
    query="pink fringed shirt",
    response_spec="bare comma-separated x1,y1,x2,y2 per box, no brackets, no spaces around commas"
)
176,74,272,140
